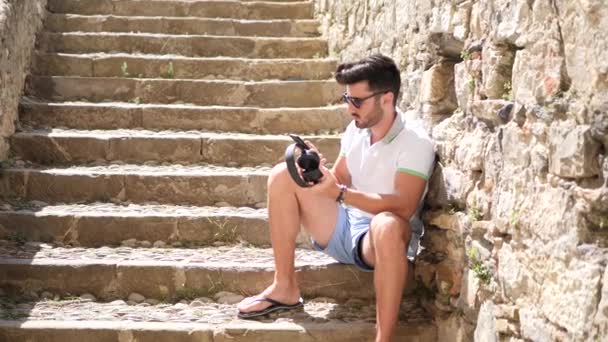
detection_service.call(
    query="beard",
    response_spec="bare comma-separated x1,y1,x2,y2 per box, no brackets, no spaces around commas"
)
353,101,383,129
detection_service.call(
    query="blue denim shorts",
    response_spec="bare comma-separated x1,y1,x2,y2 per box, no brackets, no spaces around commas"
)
312,205,421,272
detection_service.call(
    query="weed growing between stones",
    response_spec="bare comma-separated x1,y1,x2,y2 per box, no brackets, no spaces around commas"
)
161,62,175,79
3,195,35,210
509,210,520,229
468,77,475,93
5,231,27,246
460,50,470,61
502,81,513,100
121,61,129,77
468,206,482,222
173,275,225,302
0,158,13,172
467,248,491,285
207,217,238,243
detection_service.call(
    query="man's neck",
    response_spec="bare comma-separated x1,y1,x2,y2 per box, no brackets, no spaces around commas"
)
370,109,397,145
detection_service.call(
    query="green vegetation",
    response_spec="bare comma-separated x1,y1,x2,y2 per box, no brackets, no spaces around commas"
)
121,61,130,77
161,62,175,79
467,248,492,285
207,217,238,243
468,77,476,93
509,209,520,229
502,81,513,100
5,231,26,246
468,205,482,222
460,50,470,61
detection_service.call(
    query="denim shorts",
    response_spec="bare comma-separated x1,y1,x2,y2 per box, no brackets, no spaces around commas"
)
312,205,422,272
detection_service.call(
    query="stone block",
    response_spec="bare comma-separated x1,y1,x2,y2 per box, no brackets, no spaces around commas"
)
481,43,515,100
497,243,539,300
420,62,458,117
540,258,602,339
549,120,601,178
474,301,497,342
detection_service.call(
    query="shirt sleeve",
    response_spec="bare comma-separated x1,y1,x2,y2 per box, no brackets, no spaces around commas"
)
397,131,435,181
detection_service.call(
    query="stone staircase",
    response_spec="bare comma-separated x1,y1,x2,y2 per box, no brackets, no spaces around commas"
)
0,0,437,340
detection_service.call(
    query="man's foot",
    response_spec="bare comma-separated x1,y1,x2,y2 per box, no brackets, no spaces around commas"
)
236,283,301,317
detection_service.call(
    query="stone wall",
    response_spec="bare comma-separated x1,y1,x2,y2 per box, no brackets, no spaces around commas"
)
315,0,608,341
0,0,47,160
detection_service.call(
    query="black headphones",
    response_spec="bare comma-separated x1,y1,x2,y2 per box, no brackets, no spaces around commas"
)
284,134,322,187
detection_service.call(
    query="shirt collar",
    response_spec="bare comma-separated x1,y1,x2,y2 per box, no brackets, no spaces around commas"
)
365,107,405,144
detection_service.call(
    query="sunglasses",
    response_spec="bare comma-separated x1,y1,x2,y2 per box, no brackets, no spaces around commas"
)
342,90,389,109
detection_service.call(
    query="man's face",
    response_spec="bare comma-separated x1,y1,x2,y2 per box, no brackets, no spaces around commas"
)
344,81,384,129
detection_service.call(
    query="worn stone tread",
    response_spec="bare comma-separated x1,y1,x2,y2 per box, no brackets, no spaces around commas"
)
0,243,379,301
25,76,341,108
0,303,436,342
1,164,271,206
38,32,328,59
19,100,348,134
47,0,314,20
10,129,340,165
45,14,320,37
0,203,285,247
33,53,337,80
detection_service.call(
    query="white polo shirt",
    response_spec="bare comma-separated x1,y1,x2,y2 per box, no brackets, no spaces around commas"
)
339,108,435,236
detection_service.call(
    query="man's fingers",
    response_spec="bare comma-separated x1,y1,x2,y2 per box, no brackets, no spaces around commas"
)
304,140,320,153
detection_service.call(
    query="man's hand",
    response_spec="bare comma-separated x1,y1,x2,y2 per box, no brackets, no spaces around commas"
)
307,164,341,200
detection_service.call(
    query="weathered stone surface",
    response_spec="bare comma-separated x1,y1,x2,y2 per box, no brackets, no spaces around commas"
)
540,257,602,339
48,0,313,20
548,120,601,178
481,43,515,100
39,32,328,59
419,62,458,120
26,76,341,108
474,301,497,342
19,102,350,135
0,0,47,159
45,14,319,37
35,54,336,81
593,266,608,339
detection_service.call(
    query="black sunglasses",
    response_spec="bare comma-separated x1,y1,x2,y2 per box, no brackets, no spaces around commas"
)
341,90,389,109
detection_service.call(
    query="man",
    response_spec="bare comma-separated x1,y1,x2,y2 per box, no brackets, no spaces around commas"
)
237,54,435,342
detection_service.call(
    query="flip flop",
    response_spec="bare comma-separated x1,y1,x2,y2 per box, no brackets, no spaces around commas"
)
237,297,304,319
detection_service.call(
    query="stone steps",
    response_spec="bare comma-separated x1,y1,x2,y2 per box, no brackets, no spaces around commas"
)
0,203,306,248
48,0,314,20
37,32,328,59
0,243,377,301
1,164,270,207
0,300,436,341
10,129,340,165
25,76,341,108
32,53,336,81
45,14,320,37
47,0,314,20
19,101,348,134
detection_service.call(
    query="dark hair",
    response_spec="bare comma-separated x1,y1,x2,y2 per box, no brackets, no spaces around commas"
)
335,54,401,105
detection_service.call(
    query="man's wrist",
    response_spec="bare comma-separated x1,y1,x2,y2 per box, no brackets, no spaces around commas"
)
335,184,347,204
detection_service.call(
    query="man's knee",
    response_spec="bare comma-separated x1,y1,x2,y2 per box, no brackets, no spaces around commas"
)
268,162,291,188
369,212,411,248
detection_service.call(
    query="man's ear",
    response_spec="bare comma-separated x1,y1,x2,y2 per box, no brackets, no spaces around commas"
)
382,91,395,108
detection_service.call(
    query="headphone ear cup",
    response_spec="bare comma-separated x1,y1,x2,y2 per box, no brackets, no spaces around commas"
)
297,150,319,169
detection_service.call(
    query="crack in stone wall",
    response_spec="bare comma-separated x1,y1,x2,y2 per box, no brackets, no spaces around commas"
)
315,0,608,340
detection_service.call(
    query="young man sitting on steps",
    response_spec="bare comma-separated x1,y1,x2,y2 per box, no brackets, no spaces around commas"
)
236,54,435,342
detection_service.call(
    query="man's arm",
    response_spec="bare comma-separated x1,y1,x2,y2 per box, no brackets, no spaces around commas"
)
328,170,427,222
330,155,352,187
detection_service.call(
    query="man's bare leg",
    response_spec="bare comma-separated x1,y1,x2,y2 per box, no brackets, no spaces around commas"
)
360,212,412,342
237,163,339,313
